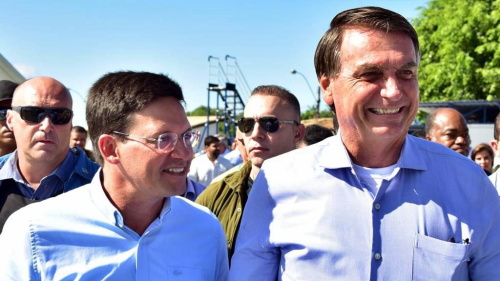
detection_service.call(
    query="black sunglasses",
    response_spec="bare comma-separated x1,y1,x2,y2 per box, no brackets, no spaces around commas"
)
0,108,10,121
12,106,73,125
237,117,298,133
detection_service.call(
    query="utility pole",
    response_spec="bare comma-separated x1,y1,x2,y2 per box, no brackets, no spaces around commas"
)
290,69,320,118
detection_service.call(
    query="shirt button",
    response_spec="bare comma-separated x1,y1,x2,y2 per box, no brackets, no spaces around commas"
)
236,208,242,212
374,203,381,210
374,253,381,260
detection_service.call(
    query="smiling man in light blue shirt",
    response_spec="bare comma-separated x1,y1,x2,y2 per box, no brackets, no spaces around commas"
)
0,71,228,280
230,6,500,281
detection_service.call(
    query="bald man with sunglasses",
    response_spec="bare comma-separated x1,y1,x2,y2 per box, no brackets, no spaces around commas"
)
196,85,305,260
0,77,99,233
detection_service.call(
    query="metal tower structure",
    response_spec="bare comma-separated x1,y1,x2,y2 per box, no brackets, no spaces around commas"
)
197,55,248,151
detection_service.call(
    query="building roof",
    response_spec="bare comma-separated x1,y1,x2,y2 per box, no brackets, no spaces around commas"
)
419,100,500,123
0,53,25,83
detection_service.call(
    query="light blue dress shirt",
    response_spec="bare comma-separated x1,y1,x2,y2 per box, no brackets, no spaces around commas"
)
184,178,207,201
229,135,500,281
0,170,229,281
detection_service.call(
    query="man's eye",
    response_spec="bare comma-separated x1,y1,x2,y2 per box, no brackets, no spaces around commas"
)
361,72,378,77
398,70,415,79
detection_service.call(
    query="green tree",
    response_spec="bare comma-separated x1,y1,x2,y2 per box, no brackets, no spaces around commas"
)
301,106,334,120
186,105,217,116
413,0,500,101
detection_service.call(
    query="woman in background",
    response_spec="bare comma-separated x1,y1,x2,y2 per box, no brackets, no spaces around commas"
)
471,143,495,175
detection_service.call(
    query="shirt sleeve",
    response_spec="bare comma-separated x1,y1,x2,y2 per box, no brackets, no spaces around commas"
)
469,176,500,280
215,221,230,281
229,169,280,281
0,208,38,281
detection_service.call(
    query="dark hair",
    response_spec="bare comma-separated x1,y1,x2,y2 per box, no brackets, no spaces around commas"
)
204,135,220,147
471,143,494,165
494,113,500,141
251,85,301,121
72,125,87,135
314,6,420,113
86,71,184,164
302,125,333,146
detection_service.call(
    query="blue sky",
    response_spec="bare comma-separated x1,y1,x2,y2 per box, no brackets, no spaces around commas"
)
0,0,429,128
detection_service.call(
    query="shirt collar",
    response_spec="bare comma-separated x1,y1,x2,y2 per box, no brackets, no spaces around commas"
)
0,149,74,183
184,179,196,201
317,133,427,171
89,169,172,228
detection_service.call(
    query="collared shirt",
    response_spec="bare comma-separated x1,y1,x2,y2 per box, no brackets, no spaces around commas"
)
223,149,243,166
0,170,229,281
0,150,77,199
488,170,500,195
184,178,206,202
188,154,233,186
230,135,500,281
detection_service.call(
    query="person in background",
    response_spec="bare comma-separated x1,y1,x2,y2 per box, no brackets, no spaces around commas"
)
425,107,471,156
0,80,18,157
0,77,99,233
229,6,500,280
490,113,500,172
212,128,249,184
216,134,231,157
490,113,500,191
0,71,228,280
69,125,95,161
224,136,244,167
297,124,333,148
471,143,494,175
188,135,233,186
197,85,305,260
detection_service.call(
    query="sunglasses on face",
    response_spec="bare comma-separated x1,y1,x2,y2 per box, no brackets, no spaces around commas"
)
0,108,10,121
237,117,299,133
12,106,73,125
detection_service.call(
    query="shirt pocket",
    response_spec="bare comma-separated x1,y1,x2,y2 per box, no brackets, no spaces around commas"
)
412,234,470,281
167,266,208,280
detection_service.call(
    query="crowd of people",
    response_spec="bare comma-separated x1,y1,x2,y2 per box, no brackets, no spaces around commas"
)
0,5,499,280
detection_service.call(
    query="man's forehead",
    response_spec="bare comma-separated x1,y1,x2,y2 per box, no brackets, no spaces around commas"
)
244,95,289,116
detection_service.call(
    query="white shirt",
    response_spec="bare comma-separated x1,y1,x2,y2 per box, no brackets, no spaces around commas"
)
188,154,233,186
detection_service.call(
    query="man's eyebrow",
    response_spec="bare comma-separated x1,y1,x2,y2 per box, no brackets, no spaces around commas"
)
400,62,418,69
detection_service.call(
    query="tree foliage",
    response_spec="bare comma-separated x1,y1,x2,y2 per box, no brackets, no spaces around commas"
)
413,0,500,101
186,105,217,116
300,106,334,120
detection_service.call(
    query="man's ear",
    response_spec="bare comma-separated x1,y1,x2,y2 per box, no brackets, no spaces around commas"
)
319,74,334,106
6,110,14,131
294,124,306,144
491,140,498,152
98,134,120,164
